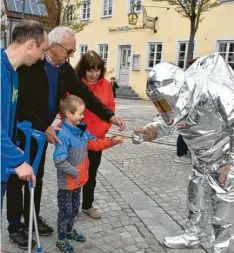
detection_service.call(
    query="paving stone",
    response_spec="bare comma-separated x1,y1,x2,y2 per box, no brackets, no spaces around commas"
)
111,240,125,249
120,232,132,239
124,245,139,252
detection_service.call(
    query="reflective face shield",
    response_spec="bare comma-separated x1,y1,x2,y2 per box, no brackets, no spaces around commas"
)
146,62,186,125
152,99,173,114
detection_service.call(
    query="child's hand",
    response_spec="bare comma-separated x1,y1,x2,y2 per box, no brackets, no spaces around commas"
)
111,136,125,145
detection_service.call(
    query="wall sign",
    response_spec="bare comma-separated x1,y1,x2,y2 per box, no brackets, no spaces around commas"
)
109,26,144,33
132,54,140,71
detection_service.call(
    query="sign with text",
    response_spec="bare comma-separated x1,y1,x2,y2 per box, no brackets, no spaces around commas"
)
109,26,144,33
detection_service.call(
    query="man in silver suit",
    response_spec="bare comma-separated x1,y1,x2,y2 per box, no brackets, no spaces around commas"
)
132,53,234,253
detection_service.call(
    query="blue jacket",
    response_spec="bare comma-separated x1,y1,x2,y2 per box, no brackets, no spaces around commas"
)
1,49,24,182
53,120,113,190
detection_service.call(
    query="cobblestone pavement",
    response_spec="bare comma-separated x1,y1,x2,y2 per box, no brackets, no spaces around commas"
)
1,99,211,253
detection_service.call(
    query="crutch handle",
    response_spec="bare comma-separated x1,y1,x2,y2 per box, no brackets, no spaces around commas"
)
6,123,46,189
17,121,32,163
29,130,46,188
6,121,32,176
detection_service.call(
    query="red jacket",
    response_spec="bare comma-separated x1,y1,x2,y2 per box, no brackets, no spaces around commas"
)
81,78,115,139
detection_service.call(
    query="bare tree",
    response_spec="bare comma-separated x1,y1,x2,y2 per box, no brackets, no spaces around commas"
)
41,0,90,32
152,0,220,68
1,5,7,30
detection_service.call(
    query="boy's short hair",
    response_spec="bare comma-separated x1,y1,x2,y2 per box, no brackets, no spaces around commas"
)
59,95,85,119
110,77,115,81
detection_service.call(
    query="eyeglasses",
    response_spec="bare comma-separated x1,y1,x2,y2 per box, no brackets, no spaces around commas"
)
56,43,76,56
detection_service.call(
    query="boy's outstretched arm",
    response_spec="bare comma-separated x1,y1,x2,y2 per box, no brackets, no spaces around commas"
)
87,131,124,151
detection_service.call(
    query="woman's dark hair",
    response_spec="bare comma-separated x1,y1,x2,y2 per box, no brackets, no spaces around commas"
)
74,50,106,80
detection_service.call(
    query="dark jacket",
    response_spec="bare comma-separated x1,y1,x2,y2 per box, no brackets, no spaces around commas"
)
1,49,24,182
112,81,119,93
17,60,114,133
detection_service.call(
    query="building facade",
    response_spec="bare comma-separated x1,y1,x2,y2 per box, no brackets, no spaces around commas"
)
1,0,48,48
69,0,234,99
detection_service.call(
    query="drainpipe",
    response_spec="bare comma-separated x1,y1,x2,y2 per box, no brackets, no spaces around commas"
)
22,0,26,19
9,18,12,45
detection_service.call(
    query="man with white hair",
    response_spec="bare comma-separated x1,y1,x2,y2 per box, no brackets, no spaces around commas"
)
6,26,125,249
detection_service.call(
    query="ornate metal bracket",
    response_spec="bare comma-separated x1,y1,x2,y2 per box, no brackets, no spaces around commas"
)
141,5,158,33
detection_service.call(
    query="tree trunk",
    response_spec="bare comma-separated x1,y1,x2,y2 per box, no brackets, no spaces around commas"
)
186,18,196,69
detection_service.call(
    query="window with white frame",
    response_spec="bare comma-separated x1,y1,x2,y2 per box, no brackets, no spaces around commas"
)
218,41,234,70
64,5,73,23
102,0,112,17
81,0,90,20
147,42,163,69
129,0,142,13
79,45,88,59
98,44,108,65
176,41,194,69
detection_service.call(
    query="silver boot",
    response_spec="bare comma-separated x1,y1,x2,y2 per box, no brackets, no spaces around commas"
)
163,233,201,249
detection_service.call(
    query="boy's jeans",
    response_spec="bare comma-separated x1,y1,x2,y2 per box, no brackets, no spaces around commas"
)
57,188,81,240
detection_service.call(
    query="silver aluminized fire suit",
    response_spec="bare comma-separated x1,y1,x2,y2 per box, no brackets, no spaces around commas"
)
133,53,234,253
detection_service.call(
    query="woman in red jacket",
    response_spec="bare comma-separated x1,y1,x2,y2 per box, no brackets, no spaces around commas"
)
74,51,115,219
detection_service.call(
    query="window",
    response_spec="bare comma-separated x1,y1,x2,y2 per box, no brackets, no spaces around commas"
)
147,42,163,69
102,0,112,17
98,44,108,66
218,41,234,70
129,0,142,13
79,45,88,59
64,5,73,23
7,0,48,16
81,0,90,20
176,41,194,69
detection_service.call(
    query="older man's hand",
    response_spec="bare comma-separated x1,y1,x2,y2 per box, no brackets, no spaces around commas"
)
110,116,125,131
46,126,62,145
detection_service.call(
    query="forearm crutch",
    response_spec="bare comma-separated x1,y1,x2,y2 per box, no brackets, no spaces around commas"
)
7,121,46,253
28,129,46,253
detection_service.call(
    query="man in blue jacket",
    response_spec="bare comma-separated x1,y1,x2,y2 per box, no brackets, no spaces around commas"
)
1,20,48,216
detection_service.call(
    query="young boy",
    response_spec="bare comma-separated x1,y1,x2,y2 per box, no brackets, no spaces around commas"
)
53,95,123,253
110,77,119,98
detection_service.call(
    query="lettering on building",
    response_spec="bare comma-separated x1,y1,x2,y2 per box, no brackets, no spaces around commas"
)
109,26,144,33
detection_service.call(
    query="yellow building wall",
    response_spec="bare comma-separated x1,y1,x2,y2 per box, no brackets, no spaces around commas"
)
70,0,234,99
